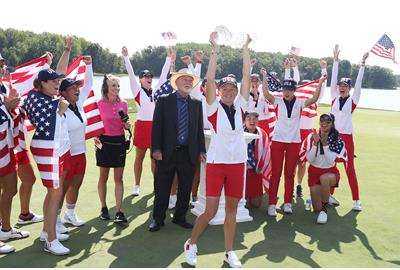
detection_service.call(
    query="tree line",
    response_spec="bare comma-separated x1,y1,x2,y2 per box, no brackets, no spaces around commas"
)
1,28,397,89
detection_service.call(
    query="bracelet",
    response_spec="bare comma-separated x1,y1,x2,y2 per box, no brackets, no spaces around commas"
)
196,61,203,64
64,47,71,52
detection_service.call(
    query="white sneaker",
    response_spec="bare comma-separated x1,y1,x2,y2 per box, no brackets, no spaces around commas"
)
184,239,197,266
224,250,242,268
40,231,69,242
64,212,85,227
328,195,340,206
0,228,30,241
305,198,312,211
17,212,44,225
44,239,70,255
353,200,362,211
0,241,15,254
317,211,328,224
283,203,293,214
267,205,277,217
168,195,177,209
132,185,140,196
56,216,68,234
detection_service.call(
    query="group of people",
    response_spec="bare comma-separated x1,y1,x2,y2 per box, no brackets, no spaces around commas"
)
0,32,368,268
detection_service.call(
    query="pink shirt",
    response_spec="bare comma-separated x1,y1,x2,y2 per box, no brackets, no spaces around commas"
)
97,98,128,136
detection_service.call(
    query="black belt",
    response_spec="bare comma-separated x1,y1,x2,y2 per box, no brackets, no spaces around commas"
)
175,145,188,150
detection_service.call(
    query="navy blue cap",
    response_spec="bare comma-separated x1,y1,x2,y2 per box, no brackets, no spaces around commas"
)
37,69,63,83
219,76,238,89
282,79,297,91
338,77,352,87
139,70,153,79
59,78,82,91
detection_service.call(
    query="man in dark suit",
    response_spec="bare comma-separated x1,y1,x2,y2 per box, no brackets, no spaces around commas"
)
149,68,206,232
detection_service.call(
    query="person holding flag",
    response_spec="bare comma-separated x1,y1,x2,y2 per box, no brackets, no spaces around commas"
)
122,46,174,197
57,53,93,227
244,110,271,208
24,67,71,255
303,113,347,224
1,53,52,226
0,69,30,253
330,44,369,211
262,66,326,217
283,58,328,198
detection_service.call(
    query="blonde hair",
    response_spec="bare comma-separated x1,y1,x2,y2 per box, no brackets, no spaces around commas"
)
101,74,120,99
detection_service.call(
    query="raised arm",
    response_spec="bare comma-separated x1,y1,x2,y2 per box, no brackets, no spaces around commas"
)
261,67,275,104
352,52,368,104
205,32,219,105
183,54,202,100
283,58,291,80
291,58,300,83
240,34,252,101
194,50,204,76
56,36,74,74
317,59,328,103
330,44,340,100
78,56,93,106
154,48,174,91
304,74,327,107
122,46,141,97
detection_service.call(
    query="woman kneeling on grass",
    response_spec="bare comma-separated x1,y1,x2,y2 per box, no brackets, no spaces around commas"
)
303,113,347,224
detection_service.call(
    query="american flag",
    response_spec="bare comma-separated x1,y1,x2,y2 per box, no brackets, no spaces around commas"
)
290,46,301,56
65,56,104,139
1,54,48,96
161,32,177,40
1,55,48,152
154,79,174,102
254,127,271,192
299,132,347,165
273,79,320,118
267,72,282,92
370,33,398,63
0,102,13,171
23,90,66,187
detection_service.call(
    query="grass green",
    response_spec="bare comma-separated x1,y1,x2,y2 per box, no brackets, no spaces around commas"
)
0,103,399,267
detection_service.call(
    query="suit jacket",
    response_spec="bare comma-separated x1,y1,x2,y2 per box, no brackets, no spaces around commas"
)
152,92,206,165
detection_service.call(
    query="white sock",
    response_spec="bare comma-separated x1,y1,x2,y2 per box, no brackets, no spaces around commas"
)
66,204,76,216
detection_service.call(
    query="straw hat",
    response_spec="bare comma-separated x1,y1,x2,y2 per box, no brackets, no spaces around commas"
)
170,68,201,90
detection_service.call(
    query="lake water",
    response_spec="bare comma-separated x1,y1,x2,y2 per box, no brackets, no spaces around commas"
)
92,76,400,112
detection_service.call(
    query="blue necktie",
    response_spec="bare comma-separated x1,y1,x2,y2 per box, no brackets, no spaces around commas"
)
177,98,188,144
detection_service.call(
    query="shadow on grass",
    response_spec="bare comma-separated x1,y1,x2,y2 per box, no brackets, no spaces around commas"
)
0,191,390,267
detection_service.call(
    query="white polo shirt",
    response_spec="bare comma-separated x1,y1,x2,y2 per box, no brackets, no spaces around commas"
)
124,56,171,121
247,85,268,121
206,95,248,164
272,97,306,143
331,96,357,135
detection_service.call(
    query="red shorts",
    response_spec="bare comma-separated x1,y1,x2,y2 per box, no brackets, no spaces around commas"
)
245,169,263,198
14,149,31,165
206,163,245,199
133,120,152,149
308,165,340,187
300,129,313,142
41,151,71,189
0,149,17,177
66,153,86,181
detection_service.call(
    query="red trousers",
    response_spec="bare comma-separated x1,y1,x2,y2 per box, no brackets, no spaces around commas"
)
340,133,359,200
268,141,301,204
